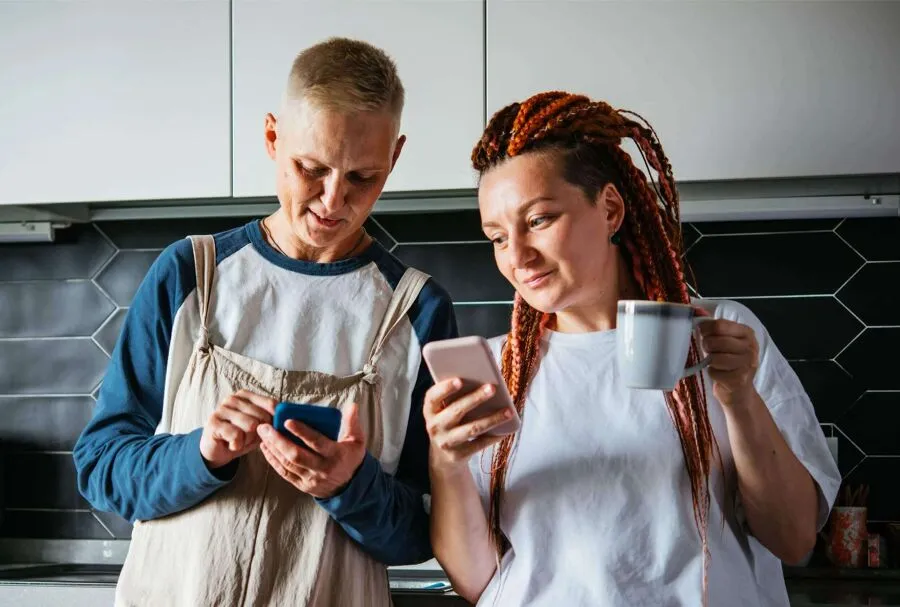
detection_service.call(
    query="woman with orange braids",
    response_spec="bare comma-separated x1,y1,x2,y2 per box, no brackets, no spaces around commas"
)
423,92,840,607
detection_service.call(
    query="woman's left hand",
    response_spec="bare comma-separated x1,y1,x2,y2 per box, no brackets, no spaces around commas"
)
696,314,760,408
256,403,367,499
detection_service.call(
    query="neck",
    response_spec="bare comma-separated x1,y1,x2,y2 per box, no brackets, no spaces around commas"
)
263,211,369,263
550,254,643,333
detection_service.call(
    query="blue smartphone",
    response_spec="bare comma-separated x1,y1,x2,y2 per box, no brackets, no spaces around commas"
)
273,402,342,448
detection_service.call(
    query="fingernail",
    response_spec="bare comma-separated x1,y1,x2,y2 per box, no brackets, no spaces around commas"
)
258,425,271,436
503,410,512,419
484,385,494,395
453,379,462,389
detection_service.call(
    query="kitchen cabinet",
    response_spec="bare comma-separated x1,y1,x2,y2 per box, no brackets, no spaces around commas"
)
231,0,484,197
0,1,231,206
487,1,900,182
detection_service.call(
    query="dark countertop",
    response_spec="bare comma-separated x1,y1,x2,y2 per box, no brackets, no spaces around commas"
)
3,563,900,606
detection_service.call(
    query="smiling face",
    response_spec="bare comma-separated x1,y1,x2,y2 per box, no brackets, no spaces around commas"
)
478,151,626,317
264,97,405,254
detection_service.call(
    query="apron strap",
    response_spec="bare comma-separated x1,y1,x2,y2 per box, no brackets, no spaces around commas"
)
188,235,217,349
363,267,431,379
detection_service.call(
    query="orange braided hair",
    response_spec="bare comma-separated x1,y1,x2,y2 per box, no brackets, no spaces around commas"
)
472,92,717,597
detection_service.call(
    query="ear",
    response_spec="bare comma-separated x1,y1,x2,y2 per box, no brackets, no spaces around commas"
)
264,113,278,160
597,183,626,237
389,134,407,172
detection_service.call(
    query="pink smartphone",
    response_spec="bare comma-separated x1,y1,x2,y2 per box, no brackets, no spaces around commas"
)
422,336,521,436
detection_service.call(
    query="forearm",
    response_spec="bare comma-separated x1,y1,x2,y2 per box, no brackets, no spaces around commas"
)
75,428,235,522
724,390,818,563
316,452,432,566
430,458,496,604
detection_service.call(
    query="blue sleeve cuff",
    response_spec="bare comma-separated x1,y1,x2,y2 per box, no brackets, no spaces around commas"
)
315,451,380,518
183,427,238,488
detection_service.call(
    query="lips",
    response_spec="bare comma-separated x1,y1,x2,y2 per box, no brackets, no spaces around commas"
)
309,211,342,229
520,270,554,288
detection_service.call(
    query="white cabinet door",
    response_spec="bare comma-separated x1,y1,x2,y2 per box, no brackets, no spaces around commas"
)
487,1,900,182
0,1,231,205
232,0,483,197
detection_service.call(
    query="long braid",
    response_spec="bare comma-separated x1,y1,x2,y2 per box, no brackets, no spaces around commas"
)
472,92,718,602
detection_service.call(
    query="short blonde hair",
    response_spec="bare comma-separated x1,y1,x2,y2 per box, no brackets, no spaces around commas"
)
283,37,404,119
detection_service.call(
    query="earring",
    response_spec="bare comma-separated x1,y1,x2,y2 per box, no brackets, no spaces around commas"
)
610,230,622,246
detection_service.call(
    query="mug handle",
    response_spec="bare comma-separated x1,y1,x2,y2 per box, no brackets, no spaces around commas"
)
680,315,714,379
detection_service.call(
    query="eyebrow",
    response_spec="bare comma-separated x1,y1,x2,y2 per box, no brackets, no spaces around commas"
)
481,196,556,229
294,156,386,172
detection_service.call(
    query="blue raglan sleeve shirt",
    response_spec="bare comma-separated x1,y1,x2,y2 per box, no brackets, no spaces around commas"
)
73,239,234,523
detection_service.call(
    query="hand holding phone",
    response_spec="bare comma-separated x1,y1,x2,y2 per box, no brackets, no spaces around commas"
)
273,402,342,449
422,336,521,468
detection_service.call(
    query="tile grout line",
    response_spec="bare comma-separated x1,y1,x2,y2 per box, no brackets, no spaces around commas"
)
695,229,836,238
832,295,867,329
92,224,120,255
703,294,834,300
90,511,117,539
832,327,867,363
833,229,868,263
0,336,96,342
5,508,90,513
832,261,867,299
834,425,868,458
367,216,398,249
393,240,489,246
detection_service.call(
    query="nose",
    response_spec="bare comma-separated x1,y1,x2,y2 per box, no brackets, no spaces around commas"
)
507,233,538,270
319,173,346,215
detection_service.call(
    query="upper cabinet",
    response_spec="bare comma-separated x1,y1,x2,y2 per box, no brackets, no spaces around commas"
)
0,1,231,206
231,0,484,197
487,1,900,182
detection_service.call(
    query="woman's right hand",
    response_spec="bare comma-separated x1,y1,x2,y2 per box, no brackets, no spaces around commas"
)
424,378,514,471
200,389,277,470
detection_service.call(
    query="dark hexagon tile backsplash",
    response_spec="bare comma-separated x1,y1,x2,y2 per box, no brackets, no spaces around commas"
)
0,212,897,537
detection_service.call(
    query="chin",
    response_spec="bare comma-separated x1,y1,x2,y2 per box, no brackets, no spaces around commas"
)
518,290,565,315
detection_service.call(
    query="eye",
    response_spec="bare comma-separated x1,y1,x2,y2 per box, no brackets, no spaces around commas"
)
528,215,554,229
348,172,377,184
488,233,507,246
297,162,327,178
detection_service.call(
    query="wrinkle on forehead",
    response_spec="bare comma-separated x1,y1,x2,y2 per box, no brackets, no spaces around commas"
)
278,98,398,171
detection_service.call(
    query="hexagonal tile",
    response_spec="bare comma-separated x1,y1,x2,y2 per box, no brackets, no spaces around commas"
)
837,328,900,390
693,218,839,235
789,361,864,423
681,223,702,253
96,217,256,250
364,217,396,250
375,210,485,243
837,217,900,262
93,308,128,356
735,297,863,360
837,263,900,326
0,281,115,338
838,392,900,456
0,339,109,395
843,458,900,521
94,250,161,306
394,243,512,302
686,232,863,297
832,426,867,478
0,396,94,451
455,304,513,339
0,511,111,540
92,511,132,539
3,453,87,509
0,224,115,282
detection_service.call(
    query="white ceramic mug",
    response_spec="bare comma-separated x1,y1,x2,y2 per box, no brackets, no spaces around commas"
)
616,300,715,390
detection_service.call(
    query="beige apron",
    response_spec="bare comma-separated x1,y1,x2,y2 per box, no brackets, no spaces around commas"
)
115,235,430,607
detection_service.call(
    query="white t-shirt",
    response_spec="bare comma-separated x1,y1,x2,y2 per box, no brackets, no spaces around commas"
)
468,299,840,607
